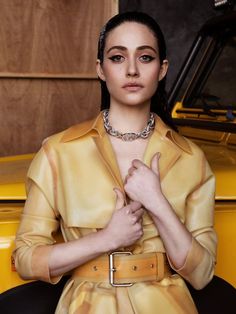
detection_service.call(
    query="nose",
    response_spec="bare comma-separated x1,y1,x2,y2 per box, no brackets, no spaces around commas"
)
126,58,139,77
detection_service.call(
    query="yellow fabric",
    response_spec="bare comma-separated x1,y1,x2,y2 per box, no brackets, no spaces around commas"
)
14,112,217,313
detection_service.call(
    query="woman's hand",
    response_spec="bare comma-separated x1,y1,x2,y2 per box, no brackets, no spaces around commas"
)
124,153,167,213
124,153,193,270
102,188,144,250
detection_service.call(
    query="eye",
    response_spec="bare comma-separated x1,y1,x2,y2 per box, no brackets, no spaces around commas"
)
108,55,124,63
139,55,155,63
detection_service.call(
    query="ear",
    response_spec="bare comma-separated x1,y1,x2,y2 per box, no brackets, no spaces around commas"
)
158,59,169,81
96,59,106,81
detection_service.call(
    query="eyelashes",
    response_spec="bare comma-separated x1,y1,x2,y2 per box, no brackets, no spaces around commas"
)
108,54,155,63
108,55,124,63
139,55,155,62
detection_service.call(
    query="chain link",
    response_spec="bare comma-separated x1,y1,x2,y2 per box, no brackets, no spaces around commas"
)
103,110,155,141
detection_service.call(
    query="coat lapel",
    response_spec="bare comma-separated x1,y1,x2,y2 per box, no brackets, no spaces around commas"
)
143,115,192,181
62,112,124,192
143,128,182,181
92,115,124,192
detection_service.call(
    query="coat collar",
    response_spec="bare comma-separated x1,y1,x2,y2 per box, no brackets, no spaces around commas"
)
61,112,192,189
61,112,104,142
61,111,192,155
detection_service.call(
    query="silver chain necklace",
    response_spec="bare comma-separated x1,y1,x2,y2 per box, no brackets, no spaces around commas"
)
103,109,155,141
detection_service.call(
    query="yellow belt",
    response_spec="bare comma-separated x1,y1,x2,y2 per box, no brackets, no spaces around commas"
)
72,251,172,287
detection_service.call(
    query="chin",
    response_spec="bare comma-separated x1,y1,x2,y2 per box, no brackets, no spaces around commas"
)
120,96,151,108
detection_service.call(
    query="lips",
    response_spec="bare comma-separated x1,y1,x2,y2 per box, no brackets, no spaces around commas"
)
122,82,144,91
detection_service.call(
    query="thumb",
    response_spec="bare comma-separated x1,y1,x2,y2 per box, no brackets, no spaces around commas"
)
151,152,160,175
113,187,125,210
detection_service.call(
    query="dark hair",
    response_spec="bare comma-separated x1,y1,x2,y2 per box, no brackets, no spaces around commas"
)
97,11,176,130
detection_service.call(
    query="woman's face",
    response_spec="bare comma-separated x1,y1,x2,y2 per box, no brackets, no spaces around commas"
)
97,22,168,109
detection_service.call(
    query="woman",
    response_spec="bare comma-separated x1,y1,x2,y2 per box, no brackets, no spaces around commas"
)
14,12,217,314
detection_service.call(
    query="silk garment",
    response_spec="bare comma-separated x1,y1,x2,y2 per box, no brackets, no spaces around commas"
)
14,113,217,313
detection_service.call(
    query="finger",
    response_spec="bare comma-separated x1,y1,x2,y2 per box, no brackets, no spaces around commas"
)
124,202,140,216
133,208,144,220
129,201,142,212
151,152,160,175
129,209,143,224
128,166,136,176
130,214,138,225
138,216,143,225
133,220,144,236
113,188,125,210
124,173,131,185
126,208,131,215
132,159,146,169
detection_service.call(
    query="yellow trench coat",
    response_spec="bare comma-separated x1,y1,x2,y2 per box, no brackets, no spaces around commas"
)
14,112,217,314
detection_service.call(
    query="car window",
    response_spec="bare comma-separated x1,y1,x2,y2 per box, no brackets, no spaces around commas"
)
184,35,236,113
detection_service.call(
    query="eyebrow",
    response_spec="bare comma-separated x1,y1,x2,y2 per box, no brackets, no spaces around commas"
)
106,45,157,54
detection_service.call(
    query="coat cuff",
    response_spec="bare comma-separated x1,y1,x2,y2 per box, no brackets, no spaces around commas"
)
167,237,215,289
31,245,62,284
169,238,205,276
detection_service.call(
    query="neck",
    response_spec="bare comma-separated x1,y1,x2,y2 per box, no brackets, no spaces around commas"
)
108,105,151,133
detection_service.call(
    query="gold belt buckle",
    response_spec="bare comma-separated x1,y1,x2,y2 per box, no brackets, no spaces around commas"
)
109,251,133,287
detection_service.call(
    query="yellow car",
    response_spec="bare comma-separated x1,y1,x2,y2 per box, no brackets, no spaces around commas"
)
169,10,236,288
0,154,33,293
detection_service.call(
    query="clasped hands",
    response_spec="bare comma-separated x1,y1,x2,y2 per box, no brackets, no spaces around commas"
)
104,153,167,249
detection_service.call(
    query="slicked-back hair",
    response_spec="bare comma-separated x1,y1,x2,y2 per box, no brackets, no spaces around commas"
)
97,11,176,130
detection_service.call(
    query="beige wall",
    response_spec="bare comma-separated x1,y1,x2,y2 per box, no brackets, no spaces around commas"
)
0,0,118,156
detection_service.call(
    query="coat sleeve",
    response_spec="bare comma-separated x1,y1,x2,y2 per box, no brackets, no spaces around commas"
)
168,154,217,290
13,146,62,284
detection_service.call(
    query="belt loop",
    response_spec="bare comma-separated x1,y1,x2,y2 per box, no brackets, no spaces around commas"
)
156,253,164,281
